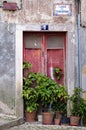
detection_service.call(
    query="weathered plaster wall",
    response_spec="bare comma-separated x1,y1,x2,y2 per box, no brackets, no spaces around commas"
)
0,0,76,24
0,0,21,9
0,23,15,115
0,0,78,118
81,28,86,66
81,0,86,27
81,28,86,93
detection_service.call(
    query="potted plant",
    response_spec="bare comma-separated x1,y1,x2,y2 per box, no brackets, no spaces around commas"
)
23,62,69,125
23,61,40,122
23,65,56,124
36,75,69,125
36,74,61,125
52,85,69,125
23,86,38,122
54,100,67,125
70,87,86,126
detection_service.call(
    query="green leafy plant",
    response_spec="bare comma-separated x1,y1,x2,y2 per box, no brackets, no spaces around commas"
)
23,87,38,112
54,67,63,80
23,62,68,116
36,76,59,111
23,61,32,78
36,77,68,113
70,87,86,118
23,72,38,89
23,61,32,70
52,84,69,115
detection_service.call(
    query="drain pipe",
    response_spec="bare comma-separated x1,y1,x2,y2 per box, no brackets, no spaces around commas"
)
77,0,82,89
77,0,83,125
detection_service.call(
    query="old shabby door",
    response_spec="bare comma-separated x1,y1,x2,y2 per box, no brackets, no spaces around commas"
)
23,32,66,84
46,33,66,84
23,32,42,73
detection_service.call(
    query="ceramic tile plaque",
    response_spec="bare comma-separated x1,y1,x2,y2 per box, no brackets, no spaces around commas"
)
53,3,72,16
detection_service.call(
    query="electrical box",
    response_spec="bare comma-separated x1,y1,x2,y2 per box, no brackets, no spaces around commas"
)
3,1,17,11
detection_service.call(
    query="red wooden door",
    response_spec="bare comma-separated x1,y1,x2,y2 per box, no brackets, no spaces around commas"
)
46,34,66,84
23,32,66,84
23,32,42,73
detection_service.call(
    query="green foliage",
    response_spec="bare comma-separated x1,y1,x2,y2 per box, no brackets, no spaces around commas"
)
23,61,32,78
52,84,69,114
53,100,67,114
23,61,32,69
23,87,38,112
36,77,59,110
70,87,86,118
54,67,63,80
36,75,69,112
26,103,38,112
23,61,69,114
23,71,69,113
23,72,38,88
57,84,69,100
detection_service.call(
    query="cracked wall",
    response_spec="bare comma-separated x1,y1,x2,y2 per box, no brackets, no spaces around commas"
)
0,0,78,118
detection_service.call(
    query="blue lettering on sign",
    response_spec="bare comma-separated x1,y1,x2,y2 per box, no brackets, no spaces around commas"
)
53,4,72,16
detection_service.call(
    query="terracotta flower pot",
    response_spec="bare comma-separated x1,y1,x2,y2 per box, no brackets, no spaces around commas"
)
54,118,60,125
25,111,36,122
42,112,54,125
56,111,62,119
70,116,80,126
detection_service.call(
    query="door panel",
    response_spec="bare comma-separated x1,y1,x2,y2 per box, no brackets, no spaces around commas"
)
24,49,41,73
46,33,65,84
23,32,42,73
47,49,64,84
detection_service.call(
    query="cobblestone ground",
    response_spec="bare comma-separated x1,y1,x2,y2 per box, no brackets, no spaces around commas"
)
4,122,86,130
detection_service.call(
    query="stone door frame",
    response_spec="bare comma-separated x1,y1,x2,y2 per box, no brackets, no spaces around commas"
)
15,24,76,118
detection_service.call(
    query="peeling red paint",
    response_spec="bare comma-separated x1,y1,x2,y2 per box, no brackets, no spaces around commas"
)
23,32,66,85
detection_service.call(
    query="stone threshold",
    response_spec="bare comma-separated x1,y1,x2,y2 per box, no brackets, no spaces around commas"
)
4,122,86,130
27,124,86,130
0,119,86,130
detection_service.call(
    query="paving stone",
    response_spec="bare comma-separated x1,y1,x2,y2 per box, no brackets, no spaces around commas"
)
4,122,86,130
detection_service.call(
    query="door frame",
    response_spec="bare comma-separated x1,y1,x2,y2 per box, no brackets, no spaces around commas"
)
15,28,75,118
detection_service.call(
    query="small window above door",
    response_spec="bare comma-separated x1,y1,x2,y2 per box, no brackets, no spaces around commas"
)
24,34,42,49
47,35,64,49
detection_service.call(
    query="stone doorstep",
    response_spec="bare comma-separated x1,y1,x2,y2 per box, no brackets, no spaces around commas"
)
0,118,24,130
1,121,86,130
26,124,86,130
4,122,86,130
